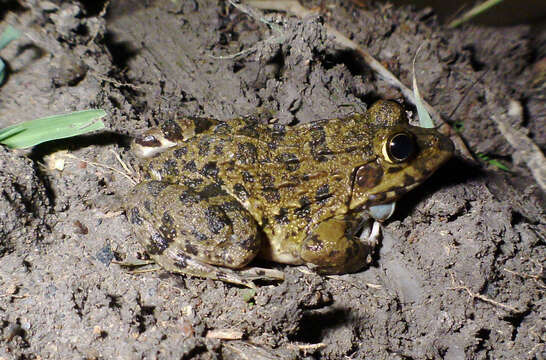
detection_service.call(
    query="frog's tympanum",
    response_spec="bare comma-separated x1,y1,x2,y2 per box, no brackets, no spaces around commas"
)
124,100,453,286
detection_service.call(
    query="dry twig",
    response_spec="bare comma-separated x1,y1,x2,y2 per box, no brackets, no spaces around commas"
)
449,273,520,313
91,72,143,90
286,342,326,352
65,153,138,185
504,268,546,289
503,258,546,289
206,328,244,340
224,341,280,360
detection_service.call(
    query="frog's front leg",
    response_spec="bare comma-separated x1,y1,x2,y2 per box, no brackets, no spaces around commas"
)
300,215,378,274
125,180,281,287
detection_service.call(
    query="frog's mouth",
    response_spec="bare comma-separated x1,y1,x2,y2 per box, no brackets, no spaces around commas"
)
349,129,454,211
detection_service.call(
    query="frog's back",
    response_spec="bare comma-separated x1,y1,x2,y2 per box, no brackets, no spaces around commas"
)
136,114,375,227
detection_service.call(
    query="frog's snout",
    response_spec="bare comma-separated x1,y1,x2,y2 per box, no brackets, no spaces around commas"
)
422,131,454,169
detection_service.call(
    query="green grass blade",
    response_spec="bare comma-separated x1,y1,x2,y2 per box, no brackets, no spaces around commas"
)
448,0,504,29
0,126,24,141
412,45,435,128
0,109,107,149
477,153,510,172
488,159,510,172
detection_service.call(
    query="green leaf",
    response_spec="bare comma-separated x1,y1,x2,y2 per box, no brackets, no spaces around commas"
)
448,0,504,29
477,153,510,172
0,25,20,50
0,25,20,85
488,159,510,172
412,45,435,129
0,126,24,142
0,59,5,84
0,109,107,149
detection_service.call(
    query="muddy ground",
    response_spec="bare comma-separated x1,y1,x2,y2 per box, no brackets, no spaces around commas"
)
0,0,544,359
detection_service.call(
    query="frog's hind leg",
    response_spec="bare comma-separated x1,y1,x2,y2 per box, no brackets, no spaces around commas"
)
125,180,282,287
153,249,283,288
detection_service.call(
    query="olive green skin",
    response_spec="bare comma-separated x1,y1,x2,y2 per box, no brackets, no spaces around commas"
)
124,100,454,286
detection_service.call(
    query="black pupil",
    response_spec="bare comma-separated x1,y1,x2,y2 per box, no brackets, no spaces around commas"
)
389,133,414,161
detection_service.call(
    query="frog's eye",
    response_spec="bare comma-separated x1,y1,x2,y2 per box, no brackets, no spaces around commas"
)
384,132,415,163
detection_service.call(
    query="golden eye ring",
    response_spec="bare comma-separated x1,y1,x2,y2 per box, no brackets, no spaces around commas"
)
383,132,415,163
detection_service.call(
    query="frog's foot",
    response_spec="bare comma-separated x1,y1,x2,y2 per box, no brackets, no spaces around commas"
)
301,215,377,274
151,251,283,288
359,219,382,248
238,267,285,282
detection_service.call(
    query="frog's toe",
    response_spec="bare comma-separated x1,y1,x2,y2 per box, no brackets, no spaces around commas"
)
151,251,283,288
212,264,285,288
359,219,382,248
237,267,285,282
115,259,164,274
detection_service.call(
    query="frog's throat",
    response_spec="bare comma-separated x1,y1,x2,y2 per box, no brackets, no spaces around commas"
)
368,202,396,221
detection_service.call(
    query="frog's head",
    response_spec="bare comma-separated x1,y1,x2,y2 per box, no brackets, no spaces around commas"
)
349,100,454,218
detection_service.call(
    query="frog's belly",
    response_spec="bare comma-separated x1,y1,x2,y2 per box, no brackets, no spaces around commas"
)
258,234,304,265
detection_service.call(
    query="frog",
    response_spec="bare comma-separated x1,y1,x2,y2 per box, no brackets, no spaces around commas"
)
123,100,454,287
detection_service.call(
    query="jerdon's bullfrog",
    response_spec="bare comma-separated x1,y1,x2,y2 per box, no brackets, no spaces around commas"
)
124,100,453,286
